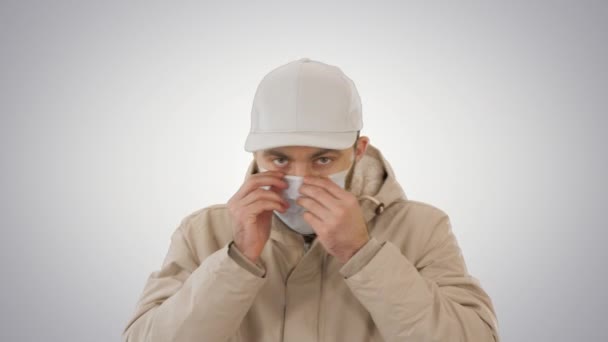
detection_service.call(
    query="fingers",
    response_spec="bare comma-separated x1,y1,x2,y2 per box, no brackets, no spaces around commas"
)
233,171,287,201
229,191,286,223
303,176,347,200
247,199,287,217
297,196,331,221
298,184,340,212
241,188,289,210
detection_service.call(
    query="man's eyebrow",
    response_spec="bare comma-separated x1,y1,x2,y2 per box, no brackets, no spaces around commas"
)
309,149,341,158
262,148,340,159
262,149,290,158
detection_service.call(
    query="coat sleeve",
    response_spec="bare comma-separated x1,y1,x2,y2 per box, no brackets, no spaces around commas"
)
121,219,267,342
339,214,500,342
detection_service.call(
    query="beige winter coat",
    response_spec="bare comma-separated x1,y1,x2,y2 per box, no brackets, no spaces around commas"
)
122,143,500,341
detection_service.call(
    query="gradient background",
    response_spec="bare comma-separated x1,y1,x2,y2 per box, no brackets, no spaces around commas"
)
1,1,606,341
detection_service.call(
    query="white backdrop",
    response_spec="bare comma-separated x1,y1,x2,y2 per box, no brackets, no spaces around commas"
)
1,1,606,341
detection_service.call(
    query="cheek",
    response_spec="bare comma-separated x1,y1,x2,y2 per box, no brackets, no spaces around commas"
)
335,158,352,172
255,159,272,170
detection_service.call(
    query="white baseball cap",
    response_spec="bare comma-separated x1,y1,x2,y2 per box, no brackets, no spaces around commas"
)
244,57,363,152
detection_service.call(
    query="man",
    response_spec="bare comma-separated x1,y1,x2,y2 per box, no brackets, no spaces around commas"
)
122,58,501,341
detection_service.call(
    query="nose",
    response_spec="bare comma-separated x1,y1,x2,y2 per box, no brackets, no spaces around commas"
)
290,163,320,177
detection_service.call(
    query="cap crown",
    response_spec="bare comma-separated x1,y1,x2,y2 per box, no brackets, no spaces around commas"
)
250,58,362,134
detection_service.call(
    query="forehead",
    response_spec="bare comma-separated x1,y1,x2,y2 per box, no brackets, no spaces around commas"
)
259,146,345,158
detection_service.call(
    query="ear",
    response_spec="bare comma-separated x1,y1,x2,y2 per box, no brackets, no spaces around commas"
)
355,136,370,162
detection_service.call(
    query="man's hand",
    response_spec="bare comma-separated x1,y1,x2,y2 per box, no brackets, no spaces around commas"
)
227,171,289,263
296,176,370,263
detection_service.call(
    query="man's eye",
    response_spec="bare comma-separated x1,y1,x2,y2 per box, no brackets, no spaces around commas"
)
317,157,332,165
273,158,288,166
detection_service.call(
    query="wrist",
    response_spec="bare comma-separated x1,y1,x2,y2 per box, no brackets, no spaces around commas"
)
233,242,260,263
342,236,370,263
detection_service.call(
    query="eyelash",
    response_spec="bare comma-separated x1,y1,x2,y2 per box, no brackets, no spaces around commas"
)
272,157,333,166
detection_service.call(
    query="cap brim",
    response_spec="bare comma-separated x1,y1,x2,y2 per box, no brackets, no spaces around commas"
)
244,131,358,152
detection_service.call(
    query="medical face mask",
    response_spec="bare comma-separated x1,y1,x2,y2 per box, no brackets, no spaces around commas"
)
258,156,354,235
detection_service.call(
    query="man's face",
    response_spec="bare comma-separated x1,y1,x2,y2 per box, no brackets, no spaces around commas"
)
254,145,354,177
253,137,369,192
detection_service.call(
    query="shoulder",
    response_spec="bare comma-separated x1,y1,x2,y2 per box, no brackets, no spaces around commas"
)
383,198,450,224
178,203,230,228
372,199,454,262
172,203,234,260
